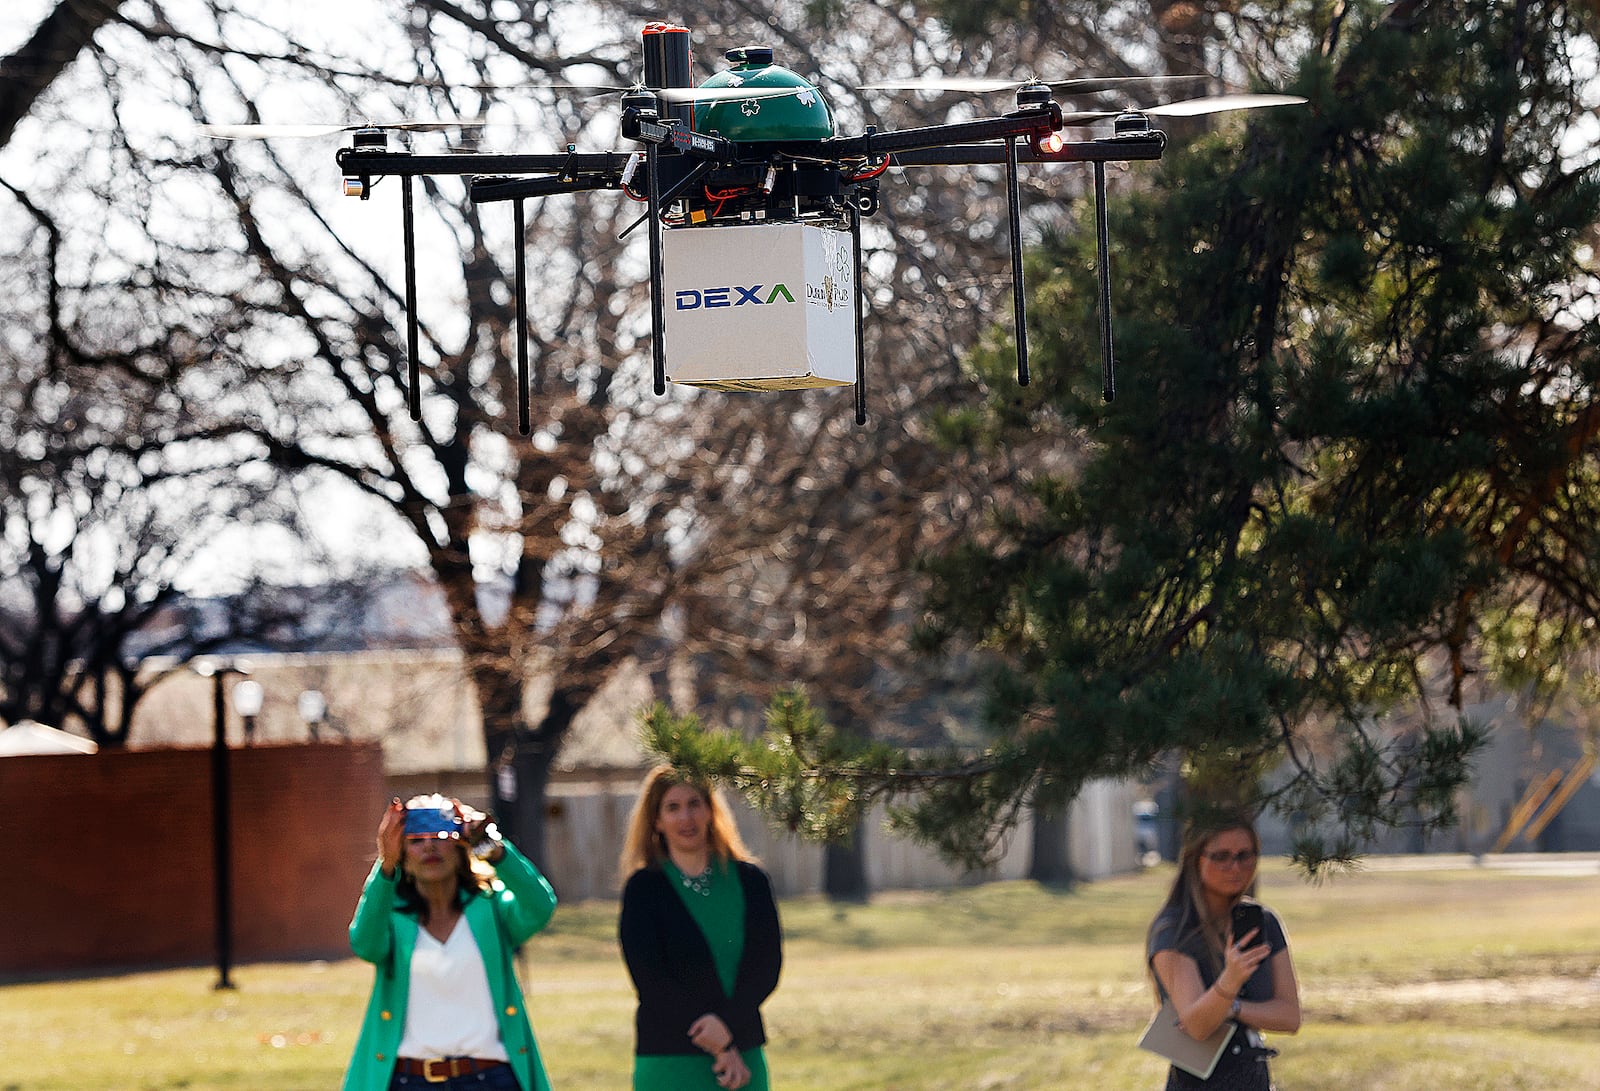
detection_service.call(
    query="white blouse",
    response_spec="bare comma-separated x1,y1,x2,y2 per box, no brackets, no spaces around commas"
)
396,917,509,1061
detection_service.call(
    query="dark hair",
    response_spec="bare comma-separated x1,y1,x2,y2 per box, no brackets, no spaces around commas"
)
1146,813,1261,989
394,844,484,924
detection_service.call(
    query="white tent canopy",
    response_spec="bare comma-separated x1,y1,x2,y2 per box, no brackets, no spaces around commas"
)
0,720,99,755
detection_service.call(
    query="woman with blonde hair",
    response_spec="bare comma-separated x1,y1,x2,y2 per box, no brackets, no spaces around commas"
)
618,765,783,1091
1145,813,1301,1089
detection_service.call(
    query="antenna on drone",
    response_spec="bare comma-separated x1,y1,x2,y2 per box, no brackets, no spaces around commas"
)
640,22,692,398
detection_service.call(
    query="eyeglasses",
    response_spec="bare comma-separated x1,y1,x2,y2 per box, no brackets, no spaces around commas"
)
1202,850,1259,867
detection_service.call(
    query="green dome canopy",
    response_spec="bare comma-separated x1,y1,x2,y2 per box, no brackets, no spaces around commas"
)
693,47,834,142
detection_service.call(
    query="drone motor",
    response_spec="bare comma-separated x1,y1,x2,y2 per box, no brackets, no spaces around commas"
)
341,128,395,199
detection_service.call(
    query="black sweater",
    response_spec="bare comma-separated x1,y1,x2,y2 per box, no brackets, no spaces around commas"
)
619,860,783,1056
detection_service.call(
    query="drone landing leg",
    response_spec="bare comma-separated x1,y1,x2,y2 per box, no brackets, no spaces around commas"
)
514,197,531,435
850,203,867,425
1094,161,1115,403
646,143,666,396
402,174,421,420
1005,137,1029,387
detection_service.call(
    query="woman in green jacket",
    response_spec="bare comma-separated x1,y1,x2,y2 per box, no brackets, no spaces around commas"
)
341,795,558,1091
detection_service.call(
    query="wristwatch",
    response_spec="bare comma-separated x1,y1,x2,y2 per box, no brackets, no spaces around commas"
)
1228,997,1243,1020
471,822,505,862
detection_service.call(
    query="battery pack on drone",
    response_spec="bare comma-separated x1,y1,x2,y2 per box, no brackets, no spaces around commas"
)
662,222,856,391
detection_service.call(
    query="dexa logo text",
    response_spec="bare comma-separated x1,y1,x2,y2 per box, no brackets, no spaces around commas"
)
675,284,796,309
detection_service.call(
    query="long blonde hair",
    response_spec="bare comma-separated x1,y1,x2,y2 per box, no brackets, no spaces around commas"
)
618,764,756,880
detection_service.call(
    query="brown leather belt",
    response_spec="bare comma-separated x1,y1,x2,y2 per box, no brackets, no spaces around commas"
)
394,1057,509,1083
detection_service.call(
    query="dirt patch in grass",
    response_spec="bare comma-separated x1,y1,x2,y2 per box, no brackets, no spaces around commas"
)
1327,973,1600,1008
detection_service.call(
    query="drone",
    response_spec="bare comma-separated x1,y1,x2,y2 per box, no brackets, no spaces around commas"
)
205,22,1303,429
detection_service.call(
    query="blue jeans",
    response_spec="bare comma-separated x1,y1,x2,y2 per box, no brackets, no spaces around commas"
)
389,1063,522,1091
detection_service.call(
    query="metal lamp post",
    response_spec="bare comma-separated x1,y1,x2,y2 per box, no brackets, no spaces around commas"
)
297,689,327,742
194,658,251,990
233,680,264,746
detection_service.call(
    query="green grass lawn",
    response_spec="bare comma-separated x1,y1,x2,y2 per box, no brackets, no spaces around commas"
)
2,860,1597,1089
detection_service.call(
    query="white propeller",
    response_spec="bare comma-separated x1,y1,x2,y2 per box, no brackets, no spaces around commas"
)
860,74,1213,95
539,82,810,104
1053,93,1308,127
198,120,485,140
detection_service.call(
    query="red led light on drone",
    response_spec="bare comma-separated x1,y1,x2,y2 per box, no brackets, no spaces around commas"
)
1034,131,1067,156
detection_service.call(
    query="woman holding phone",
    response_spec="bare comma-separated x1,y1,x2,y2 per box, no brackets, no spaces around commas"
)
342,794,558,1091
1145,814,1301,1089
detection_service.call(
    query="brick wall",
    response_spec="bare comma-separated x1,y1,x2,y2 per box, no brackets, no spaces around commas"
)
0,742,386,978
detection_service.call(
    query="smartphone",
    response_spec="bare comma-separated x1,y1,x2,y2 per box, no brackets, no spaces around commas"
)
1230,902,1265,947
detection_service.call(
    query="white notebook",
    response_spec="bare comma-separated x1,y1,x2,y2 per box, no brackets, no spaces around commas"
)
1136,998,1236,1079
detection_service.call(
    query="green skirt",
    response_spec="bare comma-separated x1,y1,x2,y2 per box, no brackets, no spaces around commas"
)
633,1046,769,1091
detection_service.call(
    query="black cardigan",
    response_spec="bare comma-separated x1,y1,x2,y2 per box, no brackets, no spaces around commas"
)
619,860,783,1056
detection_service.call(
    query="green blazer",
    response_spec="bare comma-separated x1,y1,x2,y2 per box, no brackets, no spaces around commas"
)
340,842,557,1091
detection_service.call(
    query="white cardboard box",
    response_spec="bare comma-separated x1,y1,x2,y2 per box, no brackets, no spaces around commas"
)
662,221,856,390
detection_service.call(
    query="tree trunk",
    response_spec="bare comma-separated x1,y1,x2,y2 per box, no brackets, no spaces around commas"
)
821,703,871,903
823,823,869,903
495,741,553,875
1028,802,1074,887
0,0,126,148
488,685,583,881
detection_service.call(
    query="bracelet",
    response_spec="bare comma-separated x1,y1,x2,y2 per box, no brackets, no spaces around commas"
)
471,823,505,862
